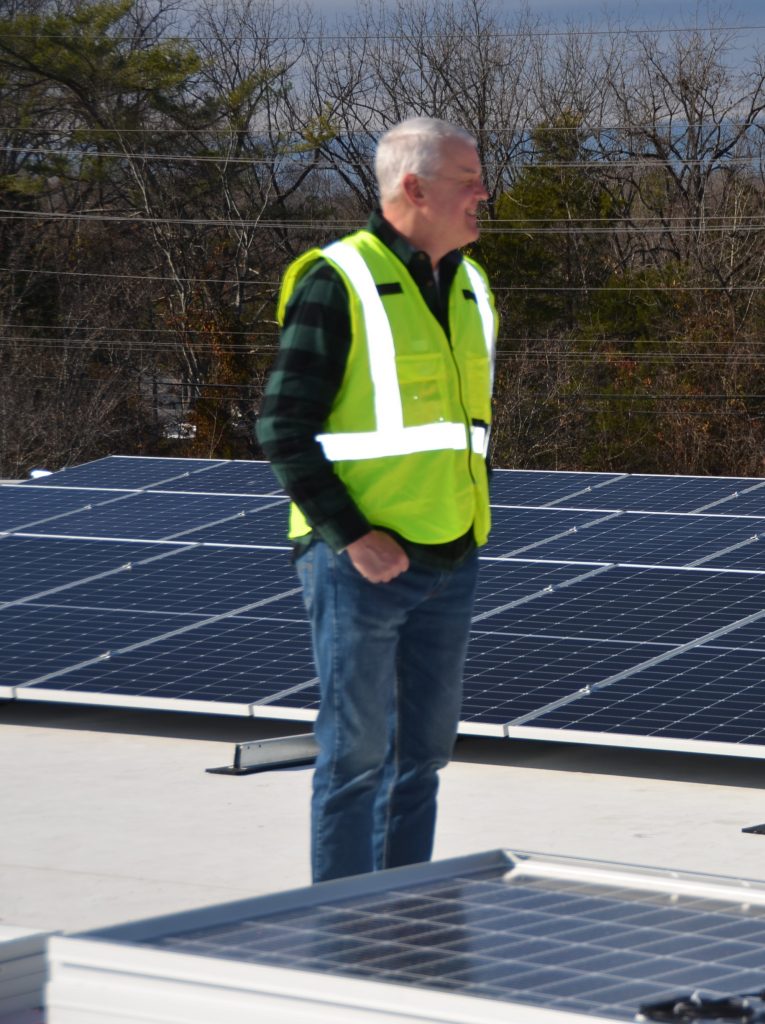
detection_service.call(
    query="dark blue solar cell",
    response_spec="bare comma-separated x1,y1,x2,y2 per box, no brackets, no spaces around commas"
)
24,616,316,711
471,560,594,617
186,502,294,546
680,481,765,516
21,455,224,490
701,532,765,570
0,485,108,531
489,469,622,507
525,637,765,748
481,507,611,558
153,460,283,496
0,536,150,602
0,604,178,687
473,565,765,646
521,511,765,568
36,492,288,542
32,545,302,617
460,633,667,725
554,475,751,513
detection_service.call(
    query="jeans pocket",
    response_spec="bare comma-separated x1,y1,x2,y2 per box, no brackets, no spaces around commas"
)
295,549,314,612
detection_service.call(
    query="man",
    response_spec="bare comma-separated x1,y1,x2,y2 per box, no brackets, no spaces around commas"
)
257,117,497,882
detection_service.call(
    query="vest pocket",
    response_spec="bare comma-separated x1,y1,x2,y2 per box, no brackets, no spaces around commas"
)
395,353,448,426
465,355,492,416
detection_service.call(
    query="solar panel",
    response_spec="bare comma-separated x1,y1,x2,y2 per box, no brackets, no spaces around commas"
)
546,474,762,514
20,544,303,618
460,633,667,732
473,565,765,646
0,484,111,531
496,510,765,567
151,459,283,496
6,455,765,759
700,487,765,516
0,603,177,699
697,534,765,571
20,454,224,490
519,634,765,756
21,615,317,716
489,469,624,507
480,507,613,558
48,849,765,1024
0,536,149,602
177,501,295,547
471,560,600,617
28,492,288,542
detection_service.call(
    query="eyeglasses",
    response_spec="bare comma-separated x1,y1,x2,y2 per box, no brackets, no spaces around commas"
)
422,172,487,191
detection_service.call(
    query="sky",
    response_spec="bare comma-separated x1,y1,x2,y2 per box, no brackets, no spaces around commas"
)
313,0,765,63
316,0,765,30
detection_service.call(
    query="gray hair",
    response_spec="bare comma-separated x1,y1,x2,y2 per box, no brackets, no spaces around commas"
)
375,117,477,204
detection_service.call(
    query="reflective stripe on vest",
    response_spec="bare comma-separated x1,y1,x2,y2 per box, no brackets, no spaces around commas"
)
314,239,494,463
462,261,496,389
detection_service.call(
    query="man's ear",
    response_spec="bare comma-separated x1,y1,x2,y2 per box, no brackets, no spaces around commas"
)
401,172,426,207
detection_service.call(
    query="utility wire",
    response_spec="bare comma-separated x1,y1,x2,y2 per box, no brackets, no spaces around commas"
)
7,207,765,237
2,263,764,292
5,145,765,170
0,22,764,40
9,322,765,344
5,120,765,134
21,374,765,408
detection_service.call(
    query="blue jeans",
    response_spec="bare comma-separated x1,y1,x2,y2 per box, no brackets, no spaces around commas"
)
295,541,479,883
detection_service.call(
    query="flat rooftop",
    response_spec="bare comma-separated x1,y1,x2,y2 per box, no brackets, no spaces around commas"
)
3,700,765,936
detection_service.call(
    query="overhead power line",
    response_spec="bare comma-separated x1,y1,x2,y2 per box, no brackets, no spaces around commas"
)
3,263,765,293
5,145,765,170
1,22,764,40
5,120,765,135
7,207,765,238
9,322,765,346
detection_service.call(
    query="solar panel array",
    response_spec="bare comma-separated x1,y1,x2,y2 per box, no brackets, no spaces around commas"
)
4,456,765,758
51,849,765,1024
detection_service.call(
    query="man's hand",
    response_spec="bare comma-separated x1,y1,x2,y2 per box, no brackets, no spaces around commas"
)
345,530,410,583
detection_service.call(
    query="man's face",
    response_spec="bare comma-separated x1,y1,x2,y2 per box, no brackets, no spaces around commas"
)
420,139,489,252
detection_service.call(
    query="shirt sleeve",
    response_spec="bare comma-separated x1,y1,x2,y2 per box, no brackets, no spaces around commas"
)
255,259,371,551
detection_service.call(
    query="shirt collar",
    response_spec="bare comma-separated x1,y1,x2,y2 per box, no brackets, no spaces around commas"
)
366,209,462,277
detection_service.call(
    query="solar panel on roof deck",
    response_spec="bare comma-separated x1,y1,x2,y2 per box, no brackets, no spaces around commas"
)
0,536,151,602
0,603,180,698
459,632,669,730
519,634,765,755
0,484,109,532
473,565,765,646
471,560,601,617
504,509,765,567
20,616,316,716
151,459,283,496
33,491,288,542
176,502,293,547
698,534,765,571
25,545,304,618
50,849,765,1024
699,487,765,516
479,506,613,558
20,454,224,490
546,474,757,514
489,469,622,507
8,453,765,757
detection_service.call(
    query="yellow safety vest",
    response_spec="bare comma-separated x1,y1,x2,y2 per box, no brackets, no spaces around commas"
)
277,229,497,546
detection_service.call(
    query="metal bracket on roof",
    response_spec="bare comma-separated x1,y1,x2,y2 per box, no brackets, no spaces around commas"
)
206,733,319,776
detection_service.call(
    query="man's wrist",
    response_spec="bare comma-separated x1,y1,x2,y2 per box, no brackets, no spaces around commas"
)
317,513,372,554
